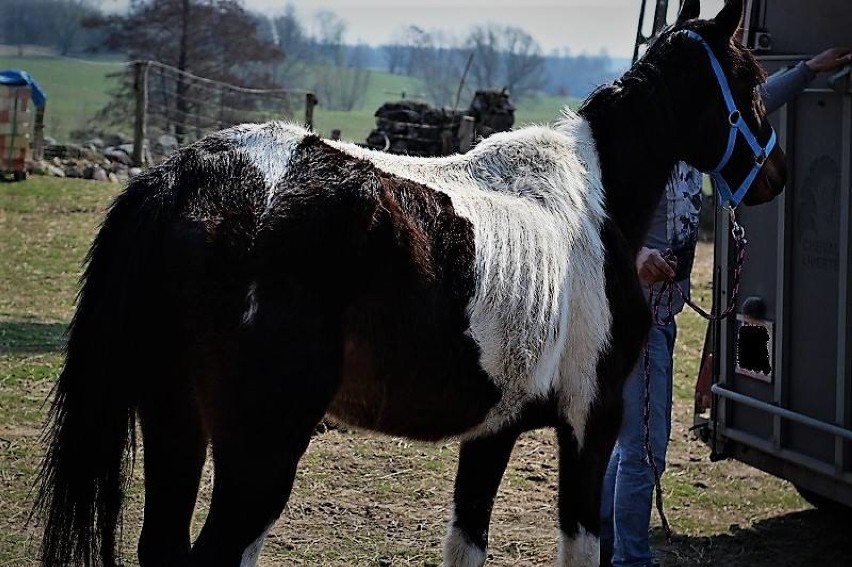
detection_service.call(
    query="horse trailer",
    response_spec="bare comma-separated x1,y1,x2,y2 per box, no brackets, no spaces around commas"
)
686,0,852,512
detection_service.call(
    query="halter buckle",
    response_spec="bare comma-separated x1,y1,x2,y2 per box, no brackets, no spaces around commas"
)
728,110,741,126
728,207,746,240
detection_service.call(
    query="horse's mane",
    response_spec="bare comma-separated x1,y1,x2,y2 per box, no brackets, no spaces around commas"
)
575,34,681,249
575,21,766,250
580,27,680,148
581,20,766,148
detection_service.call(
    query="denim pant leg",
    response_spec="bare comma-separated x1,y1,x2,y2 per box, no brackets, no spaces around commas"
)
600,321,676,567
600,449,618,563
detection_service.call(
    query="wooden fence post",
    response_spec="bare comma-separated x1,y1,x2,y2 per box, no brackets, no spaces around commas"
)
33,105,45,161
305,92,317,131
458,116,475,153
132,61,149,167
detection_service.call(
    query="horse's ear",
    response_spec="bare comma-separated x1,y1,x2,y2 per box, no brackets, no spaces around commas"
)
713,0,744,38
676,0,700,25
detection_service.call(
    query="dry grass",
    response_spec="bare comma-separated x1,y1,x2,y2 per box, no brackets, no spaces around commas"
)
1,177,849,566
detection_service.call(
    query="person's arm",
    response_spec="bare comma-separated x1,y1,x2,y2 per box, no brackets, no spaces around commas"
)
760,62,814,113
761,47,852,113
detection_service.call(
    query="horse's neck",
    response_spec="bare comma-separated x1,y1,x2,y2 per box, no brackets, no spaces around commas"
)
580,87,680,253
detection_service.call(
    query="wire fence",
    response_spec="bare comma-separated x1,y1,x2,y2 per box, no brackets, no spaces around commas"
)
132,60,316,165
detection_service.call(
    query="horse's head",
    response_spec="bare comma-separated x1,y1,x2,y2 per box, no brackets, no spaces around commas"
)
646,0,786,207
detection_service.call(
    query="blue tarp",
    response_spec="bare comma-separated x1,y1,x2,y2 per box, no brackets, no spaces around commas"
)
0,69,47,109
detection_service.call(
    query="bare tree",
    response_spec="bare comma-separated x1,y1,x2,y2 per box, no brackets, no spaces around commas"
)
0,0,103,55
384,26,423,75
271,4,311,86
52,0,98,55
407,27,465,107
313,10,346,65
96,0,282,81
465,26,502,91
91,0,283,141
308,13,371,111
383,43,407,75
464,24,545,100
3,0,37,55
502,26,546,98
314,43,371,111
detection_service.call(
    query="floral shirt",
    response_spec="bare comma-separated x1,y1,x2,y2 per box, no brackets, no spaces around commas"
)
644,162,703,314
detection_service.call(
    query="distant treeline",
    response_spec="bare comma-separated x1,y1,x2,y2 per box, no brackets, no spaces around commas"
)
1,0,105,55
338,44,628,100
2,0,629,104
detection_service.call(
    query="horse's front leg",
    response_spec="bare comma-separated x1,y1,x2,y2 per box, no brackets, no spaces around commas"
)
443,428,521,567
556,394,622,567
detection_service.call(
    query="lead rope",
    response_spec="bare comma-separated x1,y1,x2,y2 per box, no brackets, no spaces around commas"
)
641,309,674,543
642,208,748,544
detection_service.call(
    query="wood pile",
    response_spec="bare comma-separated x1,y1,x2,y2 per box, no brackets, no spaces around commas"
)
365,89,515,157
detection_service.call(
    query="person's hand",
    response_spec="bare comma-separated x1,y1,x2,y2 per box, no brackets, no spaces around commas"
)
636,247,677,284
805,47,852,73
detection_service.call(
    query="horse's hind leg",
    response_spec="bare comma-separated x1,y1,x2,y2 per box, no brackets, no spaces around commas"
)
189,303,341,566
443,428,521,567
138,373,208,567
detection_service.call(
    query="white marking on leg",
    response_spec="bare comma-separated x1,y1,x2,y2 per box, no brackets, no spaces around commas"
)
557,527,600,567
443,516,487,567
240,523,273,567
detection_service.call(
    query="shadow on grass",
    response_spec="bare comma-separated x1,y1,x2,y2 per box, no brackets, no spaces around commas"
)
0,321,66,354
654,508,852,566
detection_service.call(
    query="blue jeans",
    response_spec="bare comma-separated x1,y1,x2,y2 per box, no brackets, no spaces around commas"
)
600,321,677,567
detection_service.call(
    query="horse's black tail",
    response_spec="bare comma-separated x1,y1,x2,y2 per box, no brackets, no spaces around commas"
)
32,179,169,566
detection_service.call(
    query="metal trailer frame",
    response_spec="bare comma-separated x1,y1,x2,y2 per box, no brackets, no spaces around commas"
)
689,0,852,510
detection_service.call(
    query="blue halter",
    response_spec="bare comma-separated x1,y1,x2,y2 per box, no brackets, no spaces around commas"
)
676,30,777,206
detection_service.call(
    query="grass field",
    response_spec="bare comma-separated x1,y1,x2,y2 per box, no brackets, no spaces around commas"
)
1,53,576,145
2,177,849,566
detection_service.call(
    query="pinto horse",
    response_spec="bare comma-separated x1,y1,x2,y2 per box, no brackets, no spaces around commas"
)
33,1,786,565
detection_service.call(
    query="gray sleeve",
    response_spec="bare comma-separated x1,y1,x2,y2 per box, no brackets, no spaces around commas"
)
760,61,817,113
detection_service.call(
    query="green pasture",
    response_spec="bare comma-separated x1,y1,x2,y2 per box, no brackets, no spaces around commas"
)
0,55,125,141
1,54,577,145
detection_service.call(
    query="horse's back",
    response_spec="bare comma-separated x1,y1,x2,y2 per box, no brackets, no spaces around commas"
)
147,125,502,439
155,118,610,442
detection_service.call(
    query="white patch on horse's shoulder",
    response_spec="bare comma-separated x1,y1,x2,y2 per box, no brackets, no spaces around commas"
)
442,520,487,567
328,113,611,441
557,527,600,567
220,121,309,208
240,522,273,567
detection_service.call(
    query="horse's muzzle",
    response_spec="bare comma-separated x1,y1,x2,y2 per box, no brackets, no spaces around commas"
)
742,144,787,206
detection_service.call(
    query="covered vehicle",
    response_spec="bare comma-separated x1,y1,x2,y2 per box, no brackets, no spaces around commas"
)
690,0,852,512
0,69,47,181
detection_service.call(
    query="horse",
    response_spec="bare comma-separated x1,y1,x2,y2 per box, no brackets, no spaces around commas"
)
32,1,786,565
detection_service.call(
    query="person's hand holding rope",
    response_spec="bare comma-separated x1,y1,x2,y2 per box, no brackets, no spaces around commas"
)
635,247,677,284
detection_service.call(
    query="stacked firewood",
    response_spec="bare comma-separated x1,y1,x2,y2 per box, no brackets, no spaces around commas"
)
365,89,515,157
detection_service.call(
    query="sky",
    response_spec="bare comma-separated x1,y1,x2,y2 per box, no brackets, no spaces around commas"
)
103,0,728,58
